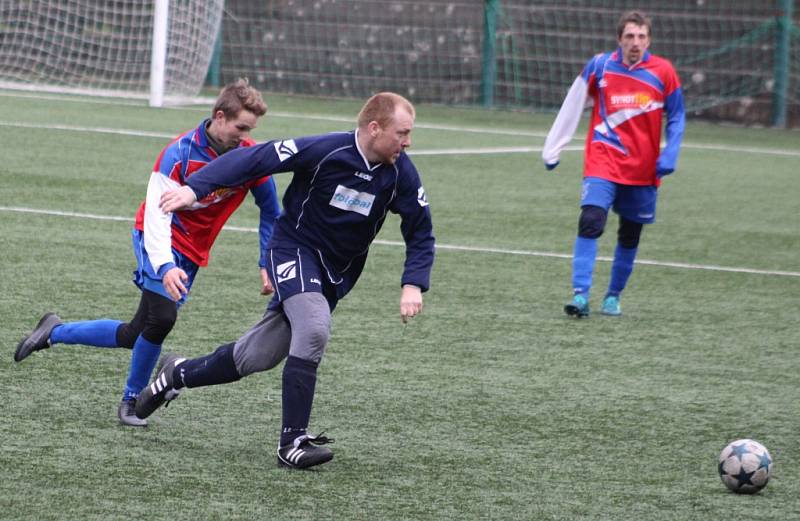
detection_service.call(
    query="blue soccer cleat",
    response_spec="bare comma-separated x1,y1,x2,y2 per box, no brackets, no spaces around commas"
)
564,294,590,318
601,295,622,316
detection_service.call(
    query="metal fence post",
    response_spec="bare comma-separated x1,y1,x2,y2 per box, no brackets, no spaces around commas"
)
481,0,500,108
771,0,793,127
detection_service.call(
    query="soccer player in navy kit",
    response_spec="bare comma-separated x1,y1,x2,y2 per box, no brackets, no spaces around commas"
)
542,11,685,317
14,79,281,426
135,92,435,469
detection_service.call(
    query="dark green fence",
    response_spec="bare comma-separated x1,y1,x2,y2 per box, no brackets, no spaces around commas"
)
211,0,800,127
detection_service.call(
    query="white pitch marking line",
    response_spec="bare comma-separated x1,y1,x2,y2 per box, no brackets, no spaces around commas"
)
2,119,798,158
1,206,797,278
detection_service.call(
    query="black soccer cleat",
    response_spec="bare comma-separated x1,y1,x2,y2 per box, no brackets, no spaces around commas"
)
118,398,148,427
134,353,186,420
277,432,335,470
14,312,62,362
564,294,590,318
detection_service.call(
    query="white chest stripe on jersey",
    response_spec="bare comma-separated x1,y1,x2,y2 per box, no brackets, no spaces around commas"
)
595,102,664,134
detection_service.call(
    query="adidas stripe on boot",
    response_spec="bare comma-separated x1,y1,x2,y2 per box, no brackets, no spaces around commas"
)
134,353,185,420
277,433,335,470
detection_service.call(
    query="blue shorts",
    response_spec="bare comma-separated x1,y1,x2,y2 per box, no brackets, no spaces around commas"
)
266,247,347,312
580,177,657,224
131,229,199,306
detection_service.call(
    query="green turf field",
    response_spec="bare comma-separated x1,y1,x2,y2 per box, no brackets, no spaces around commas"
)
1,89,798,520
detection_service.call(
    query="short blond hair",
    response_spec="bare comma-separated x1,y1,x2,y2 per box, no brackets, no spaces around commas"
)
212,78,267,119
357,92,415,129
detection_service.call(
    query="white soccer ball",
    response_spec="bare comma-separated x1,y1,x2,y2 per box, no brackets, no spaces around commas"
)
718,438,773,494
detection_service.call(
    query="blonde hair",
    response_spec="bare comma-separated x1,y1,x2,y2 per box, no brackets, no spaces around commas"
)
212,78,267,119
357,92,415,129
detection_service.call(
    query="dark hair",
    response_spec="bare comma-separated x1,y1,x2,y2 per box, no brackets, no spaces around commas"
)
617,10,652,39
212,78,267,119
357,92,415,129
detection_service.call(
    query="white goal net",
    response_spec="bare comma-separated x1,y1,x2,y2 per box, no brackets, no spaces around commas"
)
0,0,223,105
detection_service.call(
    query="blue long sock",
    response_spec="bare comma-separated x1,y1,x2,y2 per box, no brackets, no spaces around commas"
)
177,343,241,389
607,245,638,297
123,335,161,401
280,356,318,446
572,236,598,296
50,320,123,347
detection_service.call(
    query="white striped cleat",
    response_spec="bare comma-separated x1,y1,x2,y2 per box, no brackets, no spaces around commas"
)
134,353,186,420
277,432,334,470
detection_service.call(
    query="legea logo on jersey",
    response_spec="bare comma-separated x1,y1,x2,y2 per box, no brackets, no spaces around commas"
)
329,185,375,216
610,92,654,109
276,260,297,283
274,139,298,161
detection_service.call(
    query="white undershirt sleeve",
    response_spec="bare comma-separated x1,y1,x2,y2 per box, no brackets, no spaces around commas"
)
542,75,589,166
143,171,181,273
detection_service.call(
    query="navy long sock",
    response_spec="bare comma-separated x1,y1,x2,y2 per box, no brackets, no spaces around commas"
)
176,342,241,389
280,355,319,446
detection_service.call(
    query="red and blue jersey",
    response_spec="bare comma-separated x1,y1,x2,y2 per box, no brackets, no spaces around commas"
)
134,119,280,272
543,48,685,186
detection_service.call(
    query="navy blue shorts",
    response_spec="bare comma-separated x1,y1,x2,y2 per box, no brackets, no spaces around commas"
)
581,177,657,224
131,229,199,306
266,247,344,312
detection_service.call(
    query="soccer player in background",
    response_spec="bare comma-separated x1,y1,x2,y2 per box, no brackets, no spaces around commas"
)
14,79,281,426
135,92,435,470
542,10,685,318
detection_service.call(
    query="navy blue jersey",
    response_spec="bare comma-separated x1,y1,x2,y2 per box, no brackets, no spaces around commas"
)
185,130,435,292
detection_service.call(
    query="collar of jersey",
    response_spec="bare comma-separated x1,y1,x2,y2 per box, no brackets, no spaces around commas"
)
353,128,382,171
612,47,651,68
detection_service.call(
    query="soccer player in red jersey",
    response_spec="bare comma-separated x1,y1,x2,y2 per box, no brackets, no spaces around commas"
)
14,79,281,425
543,11,685,317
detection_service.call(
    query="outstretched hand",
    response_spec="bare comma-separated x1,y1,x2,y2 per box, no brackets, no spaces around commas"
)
400,284,423,324
160,186,198,213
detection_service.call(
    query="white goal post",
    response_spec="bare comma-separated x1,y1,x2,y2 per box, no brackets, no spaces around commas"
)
0,0,223,106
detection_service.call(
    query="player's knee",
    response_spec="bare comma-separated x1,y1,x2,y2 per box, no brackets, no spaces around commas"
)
618,218,643,249
283,292,332,363
290,320,330,364
142,301,178,345
578,205,607,239
115,323,140,349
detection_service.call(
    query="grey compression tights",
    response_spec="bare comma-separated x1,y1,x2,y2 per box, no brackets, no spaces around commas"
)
232,292,332,377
